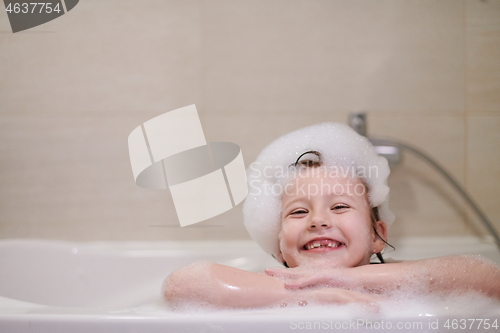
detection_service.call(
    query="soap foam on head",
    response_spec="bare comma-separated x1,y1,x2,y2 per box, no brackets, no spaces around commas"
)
243,122,394,260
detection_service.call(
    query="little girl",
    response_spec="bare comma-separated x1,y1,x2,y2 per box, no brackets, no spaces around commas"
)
162,123,500,309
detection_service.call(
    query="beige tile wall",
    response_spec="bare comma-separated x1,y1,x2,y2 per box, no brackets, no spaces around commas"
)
0,0,499,243
464,0,500,240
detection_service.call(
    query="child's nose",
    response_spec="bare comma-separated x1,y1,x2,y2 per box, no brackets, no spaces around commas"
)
307,214,332,229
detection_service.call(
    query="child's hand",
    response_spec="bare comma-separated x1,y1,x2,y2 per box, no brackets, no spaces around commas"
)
265,267,355,290
266,264,400,293
264,267,307,280
313,288,382,310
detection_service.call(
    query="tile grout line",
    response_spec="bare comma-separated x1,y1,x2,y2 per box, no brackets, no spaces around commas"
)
462,0,469,201
460,0,469,226
200,0,206,111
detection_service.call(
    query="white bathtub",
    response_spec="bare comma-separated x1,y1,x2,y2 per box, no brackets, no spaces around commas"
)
0,237,499,333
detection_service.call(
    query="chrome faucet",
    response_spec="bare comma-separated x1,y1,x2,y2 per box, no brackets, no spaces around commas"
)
348,111,500,251
348,112,401,167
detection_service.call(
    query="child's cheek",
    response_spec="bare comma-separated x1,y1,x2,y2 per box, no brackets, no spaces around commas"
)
278,225,297,258
277,228,287,252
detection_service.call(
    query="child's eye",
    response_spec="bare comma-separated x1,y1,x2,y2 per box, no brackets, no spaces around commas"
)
290,209,308,215
331,204,349,211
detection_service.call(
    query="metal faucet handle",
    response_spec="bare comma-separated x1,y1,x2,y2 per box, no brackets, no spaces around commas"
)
348,112,367,137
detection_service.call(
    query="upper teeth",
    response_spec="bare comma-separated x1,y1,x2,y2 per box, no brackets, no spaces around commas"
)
305,240,341,250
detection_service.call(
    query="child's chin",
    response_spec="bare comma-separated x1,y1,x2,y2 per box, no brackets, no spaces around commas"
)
297,254,348,269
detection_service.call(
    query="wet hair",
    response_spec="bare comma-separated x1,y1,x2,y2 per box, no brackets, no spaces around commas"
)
290,150,323,168
369,206,395,263
284,150,394,265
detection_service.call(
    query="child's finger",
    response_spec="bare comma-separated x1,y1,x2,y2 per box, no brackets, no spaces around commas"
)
264,268,302,279
285,274,349,289
312,289,381,313
284,275,324,289
313,288,350,303
264,268,284,276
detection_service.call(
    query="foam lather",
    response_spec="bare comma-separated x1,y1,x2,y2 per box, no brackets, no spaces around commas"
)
128,105,248,226
242,122,394,259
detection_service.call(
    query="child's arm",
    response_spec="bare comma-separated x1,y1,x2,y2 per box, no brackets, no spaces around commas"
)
266,255,500,299
162,261,382,309
162,261,290,309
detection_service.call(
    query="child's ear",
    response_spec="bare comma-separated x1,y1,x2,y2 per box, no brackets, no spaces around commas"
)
373,220,388,253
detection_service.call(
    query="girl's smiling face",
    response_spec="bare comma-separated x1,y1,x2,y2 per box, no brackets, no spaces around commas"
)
278,169,387,268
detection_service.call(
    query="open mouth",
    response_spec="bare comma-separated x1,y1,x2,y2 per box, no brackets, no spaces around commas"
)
302,239,344,251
